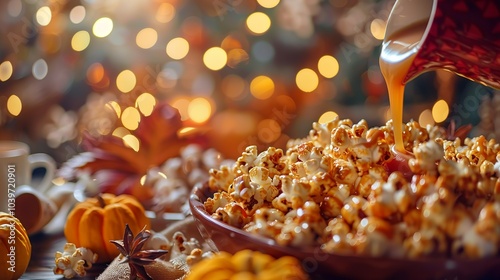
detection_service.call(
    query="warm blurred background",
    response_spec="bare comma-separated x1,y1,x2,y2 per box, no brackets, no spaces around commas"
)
0,0,498,164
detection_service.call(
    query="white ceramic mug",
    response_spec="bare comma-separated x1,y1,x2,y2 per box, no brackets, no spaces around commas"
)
0,141,56,213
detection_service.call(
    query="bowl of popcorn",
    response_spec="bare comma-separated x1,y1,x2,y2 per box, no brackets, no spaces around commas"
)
189,117,500,279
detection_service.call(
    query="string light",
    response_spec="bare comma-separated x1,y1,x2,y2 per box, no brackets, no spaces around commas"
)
69,5,86,24
71,31,91,51
136,28,158,49
318,55,339,78
7,95,22,116
246,12,271,34
432,100,449,123
116,70,136,93
250,75,274,100
32,59,48,80
0,61,13,82
93,17,113,38
296,68,319,92
36,6,51,26
166,37,189,60
203,47,227,71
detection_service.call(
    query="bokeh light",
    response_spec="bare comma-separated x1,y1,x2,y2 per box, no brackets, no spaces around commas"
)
250,75,275,100
257,0,280,8
246,12,271,35
32,59,48,80
7,0,22,18
166,37,189,60
296,68,319,92
370,19,386,40
188,97,212,123
136,28,158,49
318,55,339,78
123,134,140,152
136,92,156,116
156,3,175,23
7,95,22,116
319,111,339,124
227,49,249,68
36,6,51,26
432,99,449,123
0,61,13,82
116,70,136,93
69,5,86,24
121,106,141,130
93,17,113,38
71,31,90,51
419,109,434,127
203,47,227,71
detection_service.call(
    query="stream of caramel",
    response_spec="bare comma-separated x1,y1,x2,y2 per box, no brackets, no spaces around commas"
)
380,21,427,153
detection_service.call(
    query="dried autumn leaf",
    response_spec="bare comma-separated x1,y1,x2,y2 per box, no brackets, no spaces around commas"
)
59,102,206,204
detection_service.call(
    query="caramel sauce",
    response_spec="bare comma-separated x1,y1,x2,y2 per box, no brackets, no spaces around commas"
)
380,21,427,154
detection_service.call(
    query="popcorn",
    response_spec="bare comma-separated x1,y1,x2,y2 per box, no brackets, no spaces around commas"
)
54,243,98,279
204,116,500,259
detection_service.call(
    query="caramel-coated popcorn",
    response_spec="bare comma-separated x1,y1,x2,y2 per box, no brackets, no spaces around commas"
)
204,116,500,259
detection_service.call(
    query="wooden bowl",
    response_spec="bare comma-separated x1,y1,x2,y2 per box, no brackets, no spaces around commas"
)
189,182,500,279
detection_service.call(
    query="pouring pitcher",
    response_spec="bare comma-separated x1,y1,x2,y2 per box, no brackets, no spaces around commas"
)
383,0,500,89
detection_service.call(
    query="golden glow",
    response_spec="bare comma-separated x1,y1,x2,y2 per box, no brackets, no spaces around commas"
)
257,0,280,8
370,19,386,40
319,111,339,124
116,70,136,93
112,127,130,138
122,134,140,152
32,59,48,80
93,17,113,38
203,47,227,71
106,101,122,118
121,106,141,131
136,28,158,49
246,12,271,35
432,99,449,123
136,92,156,116
170,98,190,120
71,30,90,52
188,97,212,123
221,74,246,100
156,3,175,23
69,5,86,24
87,63,104,84
0,61,13,82
419,109,435,127
166,37,189,60
36,6,51,26
296,68,319,92
318,55,339,78
7,95,22,116
250,75,274,100
257,119,281,143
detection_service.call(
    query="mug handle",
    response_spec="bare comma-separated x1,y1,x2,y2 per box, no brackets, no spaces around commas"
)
28,153,56,194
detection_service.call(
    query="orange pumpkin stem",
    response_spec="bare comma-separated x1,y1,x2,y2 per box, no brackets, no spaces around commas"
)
96,194,106,208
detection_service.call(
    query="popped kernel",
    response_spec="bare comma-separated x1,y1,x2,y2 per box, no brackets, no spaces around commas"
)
203,116,500,259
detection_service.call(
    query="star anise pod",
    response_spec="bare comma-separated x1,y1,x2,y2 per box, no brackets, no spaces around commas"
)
110,224,168,280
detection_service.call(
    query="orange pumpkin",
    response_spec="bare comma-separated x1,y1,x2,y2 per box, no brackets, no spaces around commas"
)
0,212,32,280
64,193,150,263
